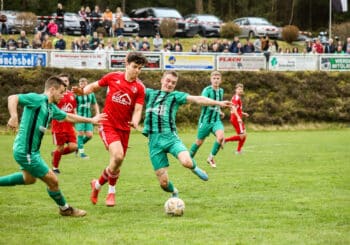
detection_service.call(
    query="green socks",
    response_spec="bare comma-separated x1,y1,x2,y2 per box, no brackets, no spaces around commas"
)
47,189,67,207
161,181,175,193
211,141,221,156
190,143,199,157
0,172,25,186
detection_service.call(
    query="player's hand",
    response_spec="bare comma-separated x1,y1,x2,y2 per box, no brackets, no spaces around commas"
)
220,100,232,108
72,86,84,95
7,116,18,132
220,111,225,119
128,121,142,132
243,112,249,117
91,113,107,125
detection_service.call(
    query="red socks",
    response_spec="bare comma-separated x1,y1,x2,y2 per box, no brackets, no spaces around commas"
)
98,168,120,186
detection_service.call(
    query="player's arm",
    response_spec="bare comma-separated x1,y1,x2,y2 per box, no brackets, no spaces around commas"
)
93,102,100,115
7,95,19,129
64,112,107,125
129,103,143,130
231,105,242,123
187,95,231,108
72,81,100,95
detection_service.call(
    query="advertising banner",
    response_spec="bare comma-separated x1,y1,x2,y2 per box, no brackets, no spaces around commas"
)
109,52,161,70
50,52,107,69
269,55,318,71
320,56,350,71
217,55,266,71
0,51,47,67
163,53,215,70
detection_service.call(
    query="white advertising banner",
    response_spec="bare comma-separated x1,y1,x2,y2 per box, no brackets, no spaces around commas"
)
163,53,215,70
50,52,107,69
217,55,266,71
320,55,350,71
269,55,319,71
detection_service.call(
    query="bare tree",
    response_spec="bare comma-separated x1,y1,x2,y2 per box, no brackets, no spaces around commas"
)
289,0,295,25
195,0,203,14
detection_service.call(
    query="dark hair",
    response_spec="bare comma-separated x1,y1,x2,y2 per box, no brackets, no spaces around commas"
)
126,52,148,65
45,76,67,90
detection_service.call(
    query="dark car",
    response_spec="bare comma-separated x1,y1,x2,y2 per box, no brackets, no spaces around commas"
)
129,7,197,37
0,10,21,34
184,14,222,37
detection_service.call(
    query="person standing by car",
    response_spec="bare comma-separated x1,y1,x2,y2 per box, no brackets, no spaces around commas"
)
114,7,124,37
91,5,102,33
56,3,65,34
102,7,113,36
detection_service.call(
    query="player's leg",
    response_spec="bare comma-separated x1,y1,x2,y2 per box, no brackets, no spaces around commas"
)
177,150,208,181
189,138,204,158
225,118,241,142
236,122,247,153
189,124,209,157
155,167,178,197
0,169,35,186
207,123,224,167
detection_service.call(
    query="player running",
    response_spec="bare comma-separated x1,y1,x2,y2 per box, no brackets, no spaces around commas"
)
75,78,100,159
73,52,148,207
142,71,231,198
0,76,106,217
51,74,77,174
189,71,225,168
225,83,249,154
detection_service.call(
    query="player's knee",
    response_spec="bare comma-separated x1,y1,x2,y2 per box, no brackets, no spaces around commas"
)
24,178,36,185
182,158,193,169
196,139,203,146
159,179,168,189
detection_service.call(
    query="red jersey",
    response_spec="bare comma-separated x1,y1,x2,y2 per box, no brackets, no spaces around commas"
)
99,71,145,131
51,90,77,133
231,94,242,118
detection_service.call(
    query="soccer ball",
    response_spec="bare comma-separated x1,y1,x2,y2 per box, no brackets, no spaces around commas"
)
164,197,185,216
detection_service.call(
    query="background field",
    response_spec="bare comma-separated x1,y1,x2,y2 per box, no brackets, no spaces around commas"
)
0,127,349,244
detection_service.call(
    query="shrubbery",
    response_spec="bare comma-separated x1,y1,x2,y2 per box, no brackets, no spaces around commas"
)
159,18,177,38
332,22,350,42
220,22,241,39
0,68,350,126
282,25,300,43
15,12,37,34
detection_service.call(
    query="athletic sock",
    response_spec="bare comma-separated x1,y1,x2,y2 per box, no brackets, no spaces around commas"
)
77,135,84,150
83,136,92,144
47,189,67,207
62,146,73,155
225,135,241,142
108,169,120,186
52,150,62,168
191,158,197,169
0,172,25,186
97,168,110,186
108,185,116,194
161,181,175,193
189,143,199,157
211,141,221,156
237,137,247,152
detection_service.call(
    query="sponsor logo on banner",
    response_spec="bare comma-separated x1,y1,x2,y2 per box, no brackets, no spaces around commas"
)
0,51,47,67
320,56,350,71
109,52,161,70
217,55,266,71
163,54,215,70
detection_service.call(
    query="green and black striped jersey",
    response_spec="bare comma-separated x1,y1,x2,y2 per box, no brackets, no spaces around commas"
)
75,93,97,118
198,86,224,124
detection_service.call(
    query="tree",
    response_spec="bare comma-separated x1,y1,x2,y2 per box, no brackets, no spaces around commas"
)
195,0,203,14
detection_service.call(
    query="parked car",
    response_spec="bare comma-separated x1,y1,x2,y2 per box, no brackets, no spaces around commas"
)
129,7,198,37
233,17,279,39
0,10,21,34
51,12,83,35
184,14,222,37
112,14,139,36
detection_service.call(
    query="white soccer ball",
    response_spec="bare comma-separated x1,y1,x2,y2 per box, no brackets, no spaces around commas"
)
164,197,185,216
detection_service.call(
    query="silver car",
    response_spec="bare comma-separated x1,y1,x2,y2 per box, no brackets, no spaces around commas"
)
233,17,279,39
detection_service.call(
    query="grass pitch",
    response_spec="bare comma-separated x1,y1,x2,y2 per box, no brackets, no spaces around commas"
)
0,128,349,244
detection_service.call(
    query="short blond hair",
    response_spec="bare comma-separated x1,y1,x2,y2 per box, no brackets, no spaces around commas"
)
210,71,221,77
236,83,244,89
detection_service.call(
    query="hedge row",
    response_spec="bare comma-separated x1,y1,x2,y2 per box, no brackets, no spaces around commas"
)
1,68,350,126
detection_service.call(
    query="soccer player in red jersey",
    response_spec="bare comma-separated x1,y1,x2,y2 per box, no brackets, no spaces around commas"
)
51,74,78,174
73,52,148,207
225,83,249,154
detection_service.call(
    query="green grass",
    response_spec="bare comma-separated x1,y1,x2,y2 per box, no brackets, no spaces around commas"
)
0,127,349,244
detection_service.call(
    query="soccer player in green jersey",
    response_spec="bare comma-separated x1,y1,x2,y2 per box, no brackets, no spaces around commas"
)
0,76,106,217
75,78,100,159
189,71,225,168
142,71,231,198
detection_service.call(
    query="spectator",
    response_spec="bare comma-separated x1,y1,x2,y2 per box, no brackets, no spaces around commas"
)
42,34,53,49
229,37,239,53
209,38,219,52
152,33,163,51
335,45,345,54
284,48,291,53
56,3,65,33
198,38,209,52
80,35,89,50
261,36,269,51
105,38,115,52
324,38,336,53
305,40,313,53
102,7,113,36
116,35,127,50
211,43,220,53
139,37,150,50
236,42,244,55
342,37,350,53
114,7,124,37
17,30,30,48
253,37,262,53
173,38,183,52
140,42,150,51
55,33,66,50
91,5,102,33
313,38,324,53
243,39,254,53
164,39,173,51
85,6,92,35
78,6,88,36
47,19,58,36
191,44,199,53
94,42,105,53
133,36,141,51
0,33,6,48
267,42,276,54
220,39,230,52
71,37,81,51
292,47,299,53
32,32,42,49
126,37,136,51
89,31,100,50
6,35,17,50
37,21,47,37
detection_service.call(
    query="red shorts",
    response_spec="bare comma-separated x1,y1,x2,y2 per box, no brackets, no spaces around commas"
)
98,124,130,155
230,116,245,135
52,131,77,146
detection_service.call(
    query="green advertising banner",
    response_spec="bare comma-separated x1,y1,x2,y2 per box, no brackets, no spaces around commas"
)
320,56,350,71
